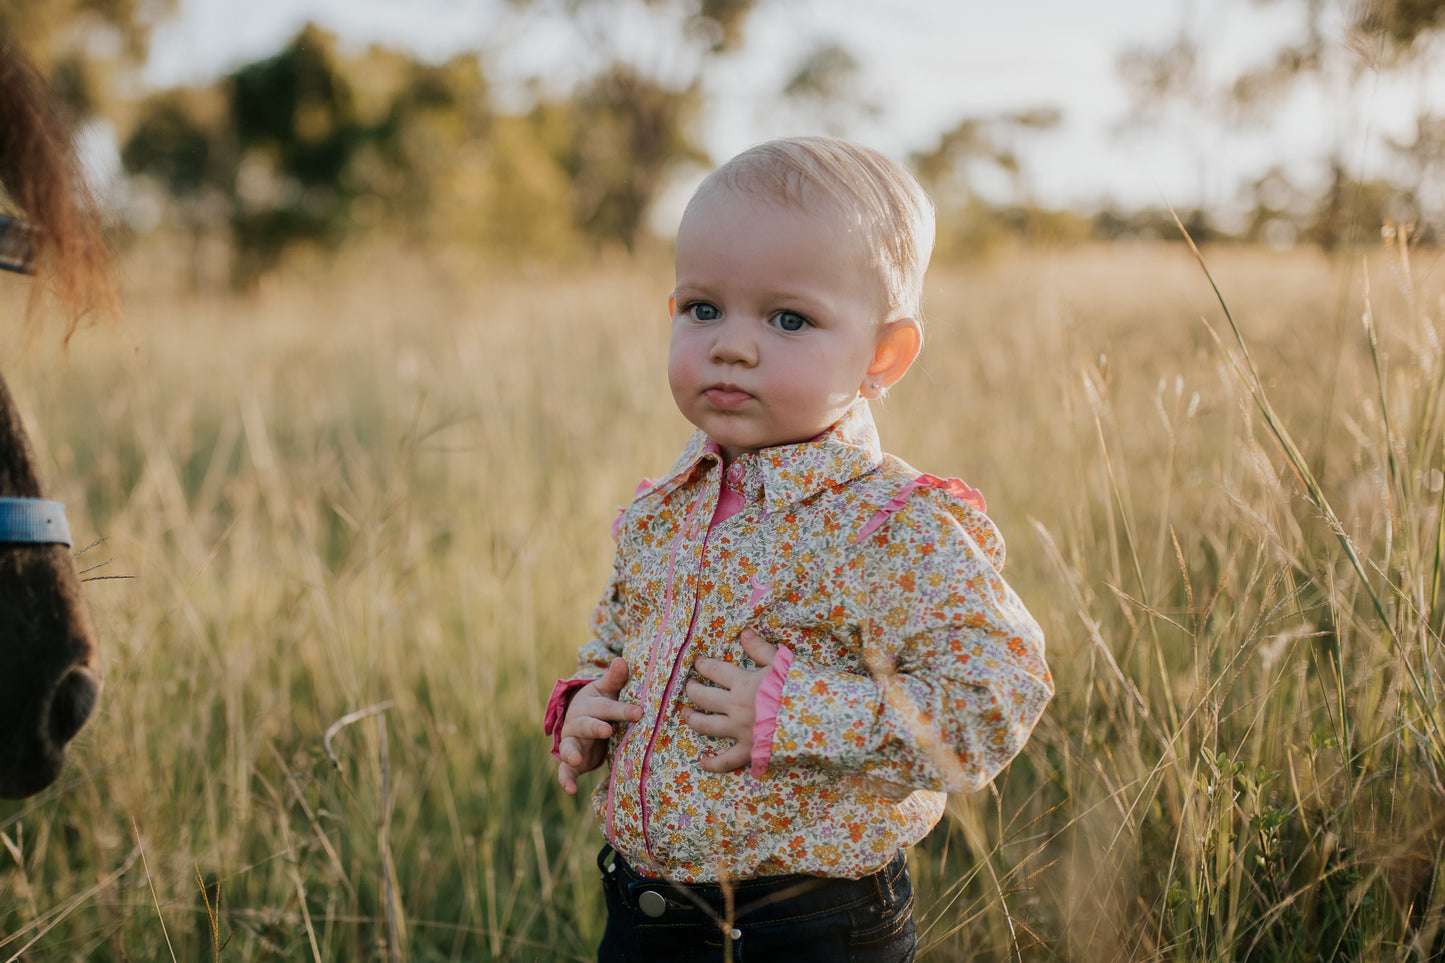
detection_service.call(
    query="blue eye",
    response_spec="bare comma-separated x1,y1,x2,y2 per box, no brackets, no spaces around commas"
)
771,311,808,332
688,303,721,322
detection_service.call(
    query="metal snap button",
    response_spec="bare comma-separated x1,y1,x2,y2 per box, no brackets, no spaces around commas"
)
638,889,667,918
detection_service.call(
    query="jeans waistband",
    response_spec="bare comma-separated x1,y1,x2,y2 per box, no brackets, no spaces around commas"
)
597,845,909,925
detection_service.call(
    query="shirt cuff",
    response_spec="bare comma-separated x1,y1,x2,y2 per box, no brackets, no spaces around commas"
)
544,677,597,760
749,645,794,778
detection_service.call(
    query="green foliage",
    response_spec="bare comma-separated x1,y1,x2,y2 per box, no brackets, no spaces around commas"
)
229,26,361,186
122,24,500,286
225,25,392,280
120,16,719,283
0,0,177,116
550,64,705,250
122,92,218,197
118,0,836,281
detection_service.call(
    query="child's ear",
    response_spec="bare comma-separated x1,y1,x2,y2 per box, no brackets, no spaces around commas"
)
863,318,922,396
668,296,676,318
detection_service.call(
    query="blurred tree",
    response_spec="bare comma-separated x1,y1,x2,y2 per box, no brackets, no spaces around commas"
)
122,24,496,285
493,0,766,248
1120,1,1445,117
1232,158,1433,249
0,0,176,117
223,25,368,279
1303,158,1418,250
1235,166,1311,248
459,109,580,256
369,53,491,230
779,41,879,136
556,64,705,248
122,0,885,270
1388,111,1445,209
913,109,1062,203
119,85,232,286
911,109,1063,255
1117,0,1445,244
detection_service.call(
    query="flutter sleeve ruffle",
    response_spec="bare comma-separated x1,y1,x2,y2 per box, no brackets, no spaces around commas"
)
544,677,599,760
749,645,795,777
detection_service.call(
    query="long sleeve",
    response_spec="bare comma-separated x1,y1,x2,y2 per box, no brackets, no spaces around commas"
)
764,489,1052,793
544,552,629,757
577,551,629,675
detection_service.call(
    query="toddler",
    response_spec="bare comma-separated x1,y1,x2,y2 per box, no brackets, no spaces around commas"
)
544,136,1053,962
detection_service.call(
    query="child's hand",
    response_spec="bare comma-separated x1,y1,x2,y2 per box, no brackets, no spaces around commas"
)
682,629,778,773
557,657,642,796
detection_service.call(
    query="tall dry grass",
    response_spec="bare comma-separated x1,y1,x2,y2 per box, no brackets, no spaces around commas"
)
0,235,1442,960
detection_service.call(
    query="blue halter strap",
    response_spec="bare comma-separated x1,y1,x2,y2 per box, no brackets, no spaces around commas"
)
0,498,72,546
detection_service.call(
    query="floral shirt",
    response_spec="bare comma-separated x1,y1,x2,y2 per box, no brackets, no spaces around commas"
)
550,401,1052,883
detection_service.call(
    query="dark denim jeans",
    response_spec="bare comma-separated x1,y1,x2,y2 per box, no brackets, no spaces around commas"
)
596,845,916,963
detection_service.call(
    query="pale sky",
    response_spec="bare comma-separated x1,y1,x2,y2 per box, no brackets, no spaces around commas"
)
141,0,1444,221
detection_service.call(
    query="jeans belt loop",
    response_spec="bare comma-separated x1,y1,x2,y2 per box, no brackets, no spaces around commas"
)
873,853,897,908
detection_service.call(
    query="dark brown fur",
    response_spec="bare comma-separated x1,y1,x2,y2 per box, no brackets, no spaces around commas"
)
0,23,116,799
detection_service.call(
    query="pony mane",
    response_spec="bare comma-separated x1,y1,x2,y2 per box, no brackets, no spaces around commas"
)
0,25,117,335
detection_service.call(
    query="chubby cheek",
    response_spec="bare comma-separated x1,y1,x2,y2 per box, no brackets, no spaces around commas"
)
771,357,860,428
767,356,827,406
666,334,700,407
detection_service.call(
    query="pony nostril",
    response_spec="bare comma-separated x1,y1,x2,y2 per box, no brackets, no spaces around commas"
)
47,667,99,746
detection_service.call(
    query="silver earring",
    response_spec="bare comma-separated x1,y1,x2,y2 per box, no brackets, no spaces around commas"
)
871,382,882,392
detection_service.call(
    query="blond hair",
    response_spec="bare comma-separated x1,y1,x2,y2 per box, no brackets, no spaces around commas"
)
688,136,935,321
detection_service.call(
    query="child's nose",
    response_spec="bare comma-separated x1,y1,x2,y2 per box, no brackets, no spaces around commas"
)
709,319,757,365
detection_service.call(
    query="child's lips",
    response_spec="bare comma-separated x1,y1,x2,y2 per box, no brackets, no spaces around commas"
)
704,386,754,410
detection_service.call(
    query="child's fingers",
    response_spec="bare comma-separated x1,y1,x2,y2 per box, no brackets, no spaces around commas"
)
562,716,621,748
577,696,642,723
685,677,744,716
691,656,746,689
738,628,777,666
558,760,580,795
700,743,751,773
681,707,738,740
593,657,631,700
566,698,640,736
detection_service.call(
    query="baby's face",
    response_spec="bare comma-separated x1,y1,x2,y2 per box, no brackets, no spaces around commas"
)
668,186,887,464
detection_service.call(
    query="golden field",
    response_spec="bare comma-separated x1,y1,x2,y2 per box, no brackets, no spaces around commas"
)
2,237,1444,961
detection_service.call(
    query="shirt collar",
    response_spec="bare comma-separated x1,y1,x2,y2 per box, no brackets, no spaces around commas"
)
658,401,883,512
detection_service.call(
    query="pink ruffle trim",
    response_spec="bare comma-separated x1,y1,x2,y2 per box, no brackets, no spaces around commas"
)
749,645,794,778
544,677,596,760
611,478,656,540
854,473,986,543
